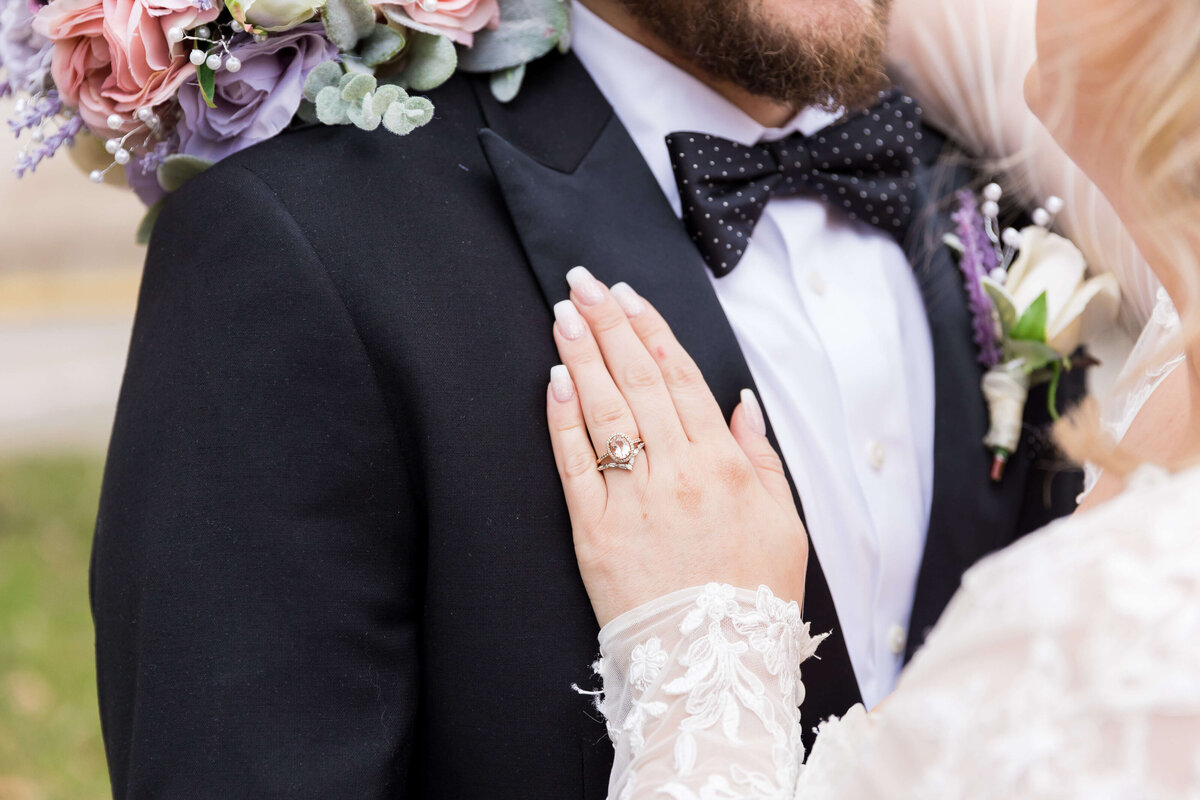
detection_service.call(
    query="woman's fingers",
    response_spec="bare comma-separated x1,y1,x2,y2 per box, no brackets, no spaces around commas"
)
609,282,729,441
564,267,687,450
546,365,607,525
730,389,798,513
553,300,647,475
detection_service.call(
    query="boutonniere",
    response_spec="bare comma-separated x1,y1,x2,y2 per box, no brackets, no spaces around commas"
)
945,184,1121,481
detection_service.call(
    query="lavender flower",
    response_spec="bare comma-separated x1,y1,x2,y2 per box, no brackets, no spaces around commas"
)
7,85,59,134
12,112,82,176
953,189,1003,367
0,0,53,96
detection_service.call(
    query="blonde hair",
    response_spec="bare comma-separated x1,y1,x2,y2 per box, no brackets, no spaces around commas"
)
1039,0,1200,470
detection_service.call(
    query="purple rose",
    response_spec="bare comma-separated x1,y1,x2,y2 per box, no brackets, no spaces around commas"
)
177,23,337,163
0,0,53,95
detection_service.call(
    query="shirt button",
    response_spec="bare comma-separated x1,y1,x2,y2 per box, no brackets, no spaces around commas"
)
887,624,907,655
866,440,886,471
807,270,827,295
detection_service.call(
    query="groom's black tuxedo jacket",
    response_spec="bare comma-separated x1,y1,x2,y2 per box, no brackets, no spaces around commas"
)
93,53,1082,798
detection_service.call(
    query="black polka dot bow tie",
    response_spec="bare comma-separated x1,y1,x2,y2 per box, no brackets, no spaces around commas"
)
666,89,924,277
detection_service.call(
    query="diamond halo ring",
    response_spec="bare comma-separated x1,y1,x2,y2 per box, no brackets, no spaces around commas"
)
595,432,645,472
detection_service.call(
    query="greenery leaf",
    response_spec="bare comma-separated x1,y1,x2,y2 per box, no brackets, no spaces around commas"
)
358,24,406,68
384,32,457,91
156,154,213,193
340,72,376,102
315,85,349,124
371,83,404,115
135,199,164,245
196,62,217,108
382,95,434,135
981,277,1017,337
941,232,965,255
302,59,343,103
322,0,376,50
1010,291,1049,342
454,0,569,73
1047,361,1063,420
489,62,526,103
1004,339,1062,373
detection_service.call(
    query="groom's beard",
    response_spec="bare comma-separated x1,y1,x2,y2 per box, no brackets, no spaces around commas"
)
612,0,892,113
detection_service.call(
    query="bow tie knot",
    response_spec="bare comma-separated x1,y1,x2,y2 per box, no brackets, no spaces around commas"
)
667,89,924,277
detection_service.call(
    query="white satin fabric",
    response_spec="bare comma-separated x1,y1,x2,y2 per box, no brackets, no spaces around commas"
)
597,465,1200,799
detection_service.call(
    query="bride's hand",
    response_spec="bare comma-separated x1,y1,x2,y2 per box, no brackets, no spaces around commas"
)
546,266,808,627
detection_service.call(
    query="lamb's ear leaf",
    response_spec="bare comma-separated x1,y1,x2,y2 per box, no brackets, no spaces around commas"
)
135,199,165,245
322,0,376,50
489,62,525,103
384,32,456,91
303,59,343,103
454,0,568,73
156,154,214,193
358,24,406,68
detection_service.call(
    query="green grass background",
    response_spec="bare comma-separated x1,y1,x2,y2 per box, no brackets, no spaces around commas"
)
0,455,109,800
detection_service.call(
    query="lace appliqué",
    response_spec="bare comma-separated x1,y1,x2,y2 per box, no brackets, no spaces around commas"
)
594,584,826,800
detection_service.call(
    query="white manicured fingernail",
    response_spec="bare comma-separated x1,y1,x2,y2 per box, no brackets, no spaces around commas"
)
741,388,765,435
610,282,646,317
566,265,605,305
554,299,586,340
550,364,575,402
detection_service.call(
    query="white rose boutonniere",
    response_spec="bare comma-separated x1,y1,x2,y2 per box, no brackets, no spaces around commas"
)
947,185,1121,481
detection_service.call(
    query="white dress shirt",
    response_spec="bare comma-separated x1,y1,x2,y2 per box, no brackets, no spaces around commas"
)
571,2,936,708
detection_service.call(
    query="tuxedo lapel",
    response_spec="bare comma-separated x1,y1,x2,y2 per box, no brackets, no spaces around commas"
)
472,54,864,731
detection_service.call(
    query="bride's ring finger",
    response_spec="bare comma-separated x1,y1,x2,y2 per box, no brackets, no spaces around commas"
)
553,299,647,480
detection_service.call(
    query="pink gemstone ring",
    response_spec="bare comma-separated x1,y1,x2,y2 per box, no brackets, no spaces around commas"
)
596,432,645,472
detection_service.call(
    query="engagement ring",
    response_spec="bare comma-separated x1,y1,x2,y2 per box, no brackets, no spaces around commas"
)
596,433,645,472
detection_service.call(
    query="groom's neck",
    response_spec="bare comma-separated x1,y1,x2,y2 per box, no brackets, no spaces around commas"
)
577,0,797,128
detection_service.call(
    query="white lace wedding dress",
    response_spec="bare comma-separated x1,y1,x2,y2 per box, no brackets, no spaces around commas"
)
593,461,1200,799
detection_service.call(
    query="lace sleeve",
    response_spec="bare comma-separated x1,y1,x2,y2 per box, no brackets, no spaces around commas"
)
592,584,827,800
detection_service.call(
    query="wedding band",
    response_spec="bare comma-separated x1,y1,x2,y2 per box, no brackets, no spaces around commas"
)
596,432,645,472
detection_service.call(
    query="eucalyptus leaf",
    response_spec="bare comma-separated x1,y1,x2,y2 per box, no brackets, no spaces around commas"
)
981,277,1017,337
322,0,375,50
346,94,381,130
384,32,457,91
489,63,525,103
358,24,406,68
1010,291,1049,343
340,72,376,102
156,154,214,193
383,95,433,135
303,59,343,103
196,62,217,108
295,99,320,124
454,0,569,73
372,83,404,115
315,85,350,124
135,199,165,245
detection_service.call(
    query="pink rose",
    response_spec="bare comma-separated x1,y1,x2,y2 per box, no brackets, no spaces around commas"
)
371,0,499,46
32,0,219,134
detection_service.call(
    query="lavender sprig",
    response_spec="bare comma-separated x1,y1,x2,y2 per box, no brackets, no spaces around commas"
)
7,88,61,135
953,189,1002,367
12,113,82,176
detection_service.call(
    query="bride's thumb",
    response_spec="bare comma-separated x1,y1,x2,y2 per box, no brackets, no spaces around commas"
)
730,389,794,509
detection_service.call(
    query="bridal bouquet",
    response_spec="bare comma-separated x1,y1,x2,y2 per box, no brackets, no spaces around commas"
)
1,0,569,234
947,184,1121,480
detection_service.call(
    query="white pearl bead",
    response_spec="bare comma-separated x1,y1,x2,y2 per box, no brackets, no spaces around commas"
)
104,138,119,154
206,53,222,70
983,182,1002,203
137,106,153,122
167,26,184,42
196,25,211,39
190,49,206,66
981,200,1000,219
148,114,160,128
1001,227,1022,248
107,113,124,129
14,98,27,113
89,169,104,183
15,150,26,162
1045,195,1064,214
989,268,1008,284
225,56,241,73
253,33,267,43
1032,208,1052,227
114,148,131,165
29,128,44,143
